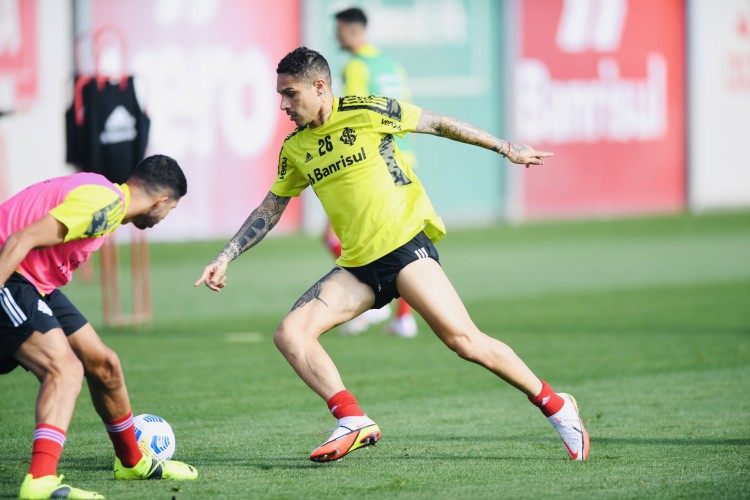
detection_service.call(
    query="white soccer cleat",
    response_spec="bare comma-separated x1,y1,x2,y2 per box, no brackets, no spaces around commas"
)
386,314,418,338
548,393,590,461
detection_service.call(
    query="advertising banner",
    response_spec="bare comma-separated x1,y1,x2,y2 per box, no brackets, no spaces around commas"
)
90,0,301,240
513,0,686,218
688,0,750,210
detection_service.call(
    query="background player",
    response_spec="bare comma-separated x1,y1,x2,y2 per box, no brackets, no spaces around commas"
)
329,6,419,337
195,47,589,464
0,155,197,500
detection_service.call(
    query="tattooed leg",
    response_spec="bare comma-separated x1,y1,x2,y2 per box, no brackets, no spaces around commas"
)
291,267,341,311
275,266,376,399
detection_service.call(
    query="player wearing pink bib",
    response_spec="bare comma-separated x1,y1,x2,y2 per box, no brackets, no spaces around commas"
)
0,156,197,500
1,173,127,294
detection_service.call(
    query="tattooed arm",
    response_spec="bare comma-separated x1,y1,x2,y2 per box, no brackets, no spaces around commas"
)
414,109,553,167
194,191,290,291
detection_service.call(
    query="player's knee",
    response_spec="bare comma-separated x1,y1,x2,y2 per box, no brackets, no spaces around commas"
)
43,351,84,390
273,319,311,359
273,321,295,354
85,348,124,391
444,329,484,362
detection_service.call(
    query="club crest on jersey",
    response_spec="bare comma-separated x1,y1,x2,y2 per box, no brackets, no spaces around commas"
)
340,127,357,146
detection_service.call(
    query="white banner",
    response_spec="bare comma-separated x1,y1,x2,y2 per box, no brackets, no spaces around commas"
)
689,0,750,210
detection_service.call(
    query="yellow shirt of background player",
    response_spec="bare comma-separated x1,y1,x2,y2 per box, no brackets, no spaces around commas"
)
271,96,445,267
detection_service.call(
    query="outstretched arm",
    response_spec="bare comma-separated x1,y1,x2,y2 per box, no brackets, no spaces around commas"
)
414,109,553,167
194,191,291,291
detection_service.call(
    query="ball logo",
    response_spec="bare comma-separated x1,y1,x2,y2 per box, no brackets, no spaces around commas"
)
149,434,173,456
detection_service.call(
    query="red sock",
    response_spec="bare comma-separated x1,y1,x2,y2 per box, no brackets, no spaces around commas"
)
104,412,143,467
29,424,66,478
327,390,365,419
325,236,342,258
528,380,565,417
396,298,412,318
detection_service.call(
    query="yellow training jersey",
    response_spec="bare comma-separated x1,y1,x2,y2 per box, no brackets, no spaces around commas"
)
50,183,130,242
271,96,445,267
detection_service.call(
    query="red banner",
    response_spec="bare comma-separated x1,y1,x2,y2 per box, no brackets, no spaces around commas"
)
90,0,301,239
0,0,37,110
514,0,686,217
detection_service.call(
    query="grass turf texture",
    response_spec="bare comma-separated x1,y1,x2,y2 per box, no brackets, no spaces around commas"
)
1,211,749,499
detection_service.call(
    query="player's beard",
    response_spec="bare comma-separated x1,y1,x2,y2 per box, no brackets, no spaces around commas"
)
130,214,160,229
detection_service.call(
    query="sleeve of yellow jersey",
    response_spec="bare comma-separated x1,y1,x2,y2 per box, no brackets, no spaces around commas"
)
48,184,124,242
270,144,309,197
342,59,371,96
370,99,422,138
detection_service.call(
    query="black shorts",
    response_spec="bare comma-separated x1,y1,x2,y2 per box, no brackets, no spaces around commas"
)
343,231,440,309
0,273,88,374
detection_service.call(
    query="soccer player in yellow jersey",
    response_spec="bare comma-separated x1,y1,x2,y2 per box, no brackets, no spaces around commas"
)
330,6,419,337
195,47,590,463
1,156,197,499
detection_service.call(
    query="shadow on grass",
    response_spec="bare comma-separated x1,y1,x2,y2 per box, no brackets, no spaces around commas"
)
590,437,750,446
414,433,750,447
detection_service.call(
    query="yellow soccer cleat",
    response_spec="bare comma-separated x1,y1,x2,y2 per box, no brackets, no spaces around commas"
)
18,474,104,499
309,416,381,463
114,449,198,480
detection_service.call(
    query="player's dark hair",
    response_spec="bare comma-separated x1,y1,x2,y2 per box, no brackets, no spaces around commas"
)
130,154,187,199
276,46,332,86
335,7,367,26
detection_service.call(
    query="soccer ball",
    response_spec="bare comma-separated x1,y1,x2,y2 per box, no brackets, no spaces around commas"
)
133,414,176,461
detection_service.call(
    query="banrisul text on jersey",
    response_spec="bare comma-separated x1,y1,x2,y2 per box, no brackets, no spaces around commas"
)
307,147,366,185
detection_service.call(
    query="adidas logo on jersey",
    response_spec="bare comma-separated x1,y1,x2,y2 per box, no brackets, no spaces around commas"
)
305,152,314,163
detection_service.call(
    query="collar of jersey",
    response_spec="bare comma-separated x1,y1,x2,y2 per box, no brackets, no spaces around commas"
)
115,182,131,219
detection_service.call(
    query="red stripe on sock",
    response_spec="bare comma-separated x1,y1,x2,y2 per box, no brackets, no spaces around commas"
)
327,390,365,419
29,424,65,478
105,412,143,468
529,380,565,417
108,412,132,426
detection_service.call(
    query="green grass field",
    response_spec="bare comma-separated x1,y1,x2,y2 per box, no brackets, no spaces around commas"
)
1,211,749,499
